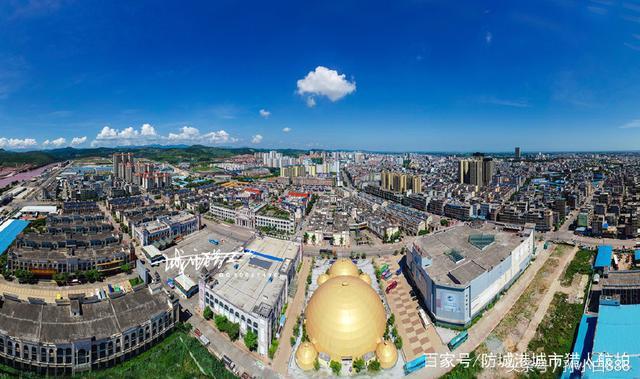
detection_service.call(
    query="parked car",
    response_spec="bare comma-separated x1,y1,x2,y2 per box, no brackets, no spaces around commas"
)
385,280,398,293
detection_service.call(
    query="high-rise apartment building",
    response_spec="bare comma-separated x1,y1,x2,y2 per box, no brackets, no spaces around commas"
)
515,146,521,160
381,170,422,193
459,154,494,187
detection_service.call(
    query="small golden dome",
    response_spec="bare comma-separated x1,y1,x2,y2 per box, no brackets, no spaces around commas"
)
305,275,386,361
376,340,398,369
359,273,372,285
295,342,318,370
317,273,330,286
328,258,359,278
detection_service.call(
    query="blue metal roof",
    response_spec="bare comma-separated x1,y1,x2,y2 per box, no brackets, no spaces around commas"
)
0,219,29,256
586,303,640,378
562,315,597,379
594,245,613,268
635,250,640,262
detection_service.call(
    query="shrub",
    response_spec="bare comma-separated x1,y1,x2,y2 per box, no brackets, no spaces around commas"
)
226,322,240,341
268,339,279,359
353,358,365,373
330,360,342,376
203,306,213,320
244,330,258,351
368,359,381,372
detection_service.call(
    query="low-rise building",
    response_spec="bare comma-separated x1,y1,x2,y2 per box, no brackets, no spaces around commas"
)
407,223,535,326
198,237,301,356
0,285,179,375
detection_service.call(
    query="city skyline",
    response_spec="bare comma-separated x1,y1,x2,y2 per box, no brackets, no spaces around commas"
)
2,1,640,151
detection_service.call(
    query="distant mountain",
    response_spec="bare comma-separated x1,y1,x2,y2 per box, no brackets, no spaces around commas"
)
0,145,308,167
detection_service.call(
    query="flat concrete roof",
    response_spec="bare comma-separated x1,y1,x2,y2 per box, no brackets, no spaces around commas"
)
413,224,532,287
207,237,300,319
20,205,58,214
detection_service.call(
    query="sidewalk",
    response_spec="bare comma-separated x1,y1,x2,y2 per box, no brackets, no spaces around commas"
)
0,274,133,303
272,256,311,374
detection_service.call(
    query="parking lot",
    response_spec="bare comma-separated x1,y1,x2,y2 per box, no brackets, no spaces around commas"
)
379,255,446,361
141,222,253,289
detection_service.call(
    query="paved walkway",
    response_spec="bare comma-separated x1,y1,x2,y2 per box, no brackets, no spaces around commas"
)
380,255,444,362
272,256,311,374
0,275,133,303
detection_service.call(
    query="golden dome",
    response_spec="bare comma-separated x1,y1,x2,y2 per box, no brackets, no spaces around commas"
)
375,340,398,369
359,273,372,285
295,342,318,370
328,258,359,278
317,273,330,286
305,275,386,361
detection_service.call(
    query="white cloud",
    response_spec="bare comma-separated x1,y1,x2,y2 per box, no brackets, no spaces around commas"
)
297,66,356,105
140,123,157,136
485,32,493,44
203,130,236,144
71,136,87,146
306,97,316,108
251,134,263,144
282,127,292,133
42,137,66,148
93,123,160,146
168,126,236,144
92,124,236,147
620,119,640,129
259,109,271,118
168,126,200,141
0,138,37,149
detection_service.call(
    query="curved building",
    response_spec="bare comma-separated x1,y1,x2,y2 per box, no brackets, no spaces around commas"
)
0,285,178,375
296,259,397,369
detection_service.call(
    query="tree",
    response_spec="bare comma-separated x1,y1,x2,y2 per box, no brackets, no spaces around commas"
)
313,357,320,371
368,360,381,372
244,330,258,351
227,322,240,341
15,269,35,284
268,339,279,359
353,357,365,373
85,269,102,283
330,360,342,376
203,306,213,320
214,315,228,331
120,263,132,274
53,272,69,285
394,335,403,350
387,313,395,326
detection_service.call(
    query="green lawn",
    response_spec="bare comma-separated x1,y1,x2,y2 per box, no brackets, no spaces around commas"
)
441,351,483,379
561,249,594,286
0,328,236,379
522,293,583,379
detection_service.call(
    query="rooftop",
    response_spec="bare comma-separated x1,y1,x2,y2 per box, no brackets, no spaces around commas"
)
0,286,173,344
206,237,299,318
412,224,532,287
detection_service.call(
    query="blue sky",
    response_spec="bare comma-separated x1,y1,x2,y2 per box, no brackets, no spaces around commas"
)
1,0,640,152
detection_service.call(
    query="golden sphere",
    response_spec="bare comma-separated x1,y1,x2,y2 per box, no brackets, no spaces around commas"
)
305,275,386,361
317,273,330,286
328,258,359,278
295,342,318,371
359,273,372,285
375,340,398,369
